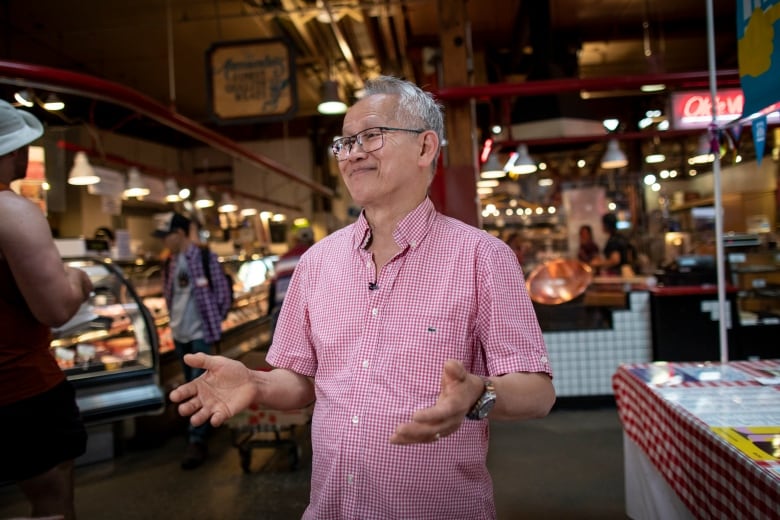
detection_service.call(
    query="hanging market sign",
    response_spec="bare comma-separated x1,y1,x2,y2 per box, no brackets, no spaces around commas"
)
206,38,297,123
670,89,780,130
737,0,780,118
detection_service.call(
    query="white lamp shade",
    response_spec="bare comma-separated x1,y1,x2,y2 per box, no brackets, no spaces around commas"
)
507,144,537,175
689,133,715,164
601,139,628,169
480,153,507,179
123,167,150,198
318,80,347,115
164,178,182,202
67,151,100,185
194,186,214,208
217,192,238,213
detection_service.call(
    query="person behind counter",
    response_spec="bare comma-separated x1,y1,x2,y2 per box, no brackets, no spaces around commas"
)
152,211,232,470
0,100,93,520
576,224,600,264
170,75,555,519
505,231,530,268
590,213,636,276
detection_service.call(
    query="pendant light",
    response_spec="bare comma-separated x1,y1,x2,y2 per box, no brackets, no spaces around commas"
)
194,186,215,208
13,89,34,108
67,151,100,185
42,93,64,111
318,80,347,115
164,178,182,202
480,153,506,179
217,192,238,213
600,139,628,169
123,167,150,198
506,144,537,176
689,133,715,164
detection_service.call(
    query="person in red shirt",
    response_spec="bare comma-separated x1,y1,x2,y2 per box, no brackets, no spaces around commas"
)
171,76,555,519
0,100,93,520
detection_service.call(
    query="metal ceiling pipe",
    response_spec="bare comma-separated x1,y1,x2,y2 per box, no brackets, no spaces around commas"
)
0,60,335,198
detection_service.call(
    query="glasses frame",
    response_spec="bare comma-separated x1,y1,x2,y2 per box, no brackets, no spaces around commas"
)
331,126,425,161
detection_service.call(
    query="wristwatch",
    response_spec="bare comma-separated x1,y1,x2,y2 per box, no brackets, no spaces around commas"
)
466,378,496,420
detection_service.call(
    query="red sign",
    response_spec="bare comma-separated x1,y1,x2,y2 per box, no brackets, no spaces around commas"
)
671,89,780,129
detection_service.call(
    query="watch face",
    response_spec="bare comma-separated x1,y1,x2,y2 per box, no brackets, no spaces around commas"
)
478,397,496,419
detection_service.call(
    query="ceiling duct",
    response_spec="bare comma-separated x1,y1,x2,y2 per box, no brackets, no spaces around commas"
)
508,0,603,141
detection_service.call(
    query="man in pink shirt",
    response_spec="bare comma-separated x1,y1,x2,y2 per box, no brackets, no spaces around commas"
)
171,76,555,519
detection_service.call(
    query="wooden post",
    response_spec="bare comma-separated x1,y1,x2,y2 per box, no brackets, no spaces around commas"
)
433,0,480,227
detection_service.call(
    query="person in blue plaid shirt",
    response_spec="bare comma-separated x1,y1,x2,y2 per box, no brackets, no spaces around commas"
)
153,211,231,469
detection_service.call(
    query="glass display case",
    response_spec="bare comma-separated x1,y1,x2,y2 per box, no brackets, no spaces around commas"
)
52,257,165,423
113,252,277,388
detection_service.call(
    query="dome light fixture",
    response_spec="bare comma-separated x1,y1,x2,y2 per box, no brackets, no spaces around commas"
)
480,153,506,179
506,143,538,176
123,167,150,198
317,80,347,115
67,151,100,186
600,139,628,169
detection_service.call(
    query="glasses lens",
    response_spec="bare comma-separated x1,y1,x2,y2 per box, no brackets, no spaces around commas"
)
358,128,385,154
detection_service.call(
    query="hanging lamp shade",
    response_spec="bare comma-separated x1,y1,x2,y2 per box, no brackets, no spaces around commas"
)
42,93,64,111
123,167,150,198
480,153,506,179
689,133,715,164
507,144,538,176
644,141,665,164
600,139,628,169
164,178,182,202
194,186,214,208
67,151,100,185
14,89,34,107
217,192,238,213
317,80,347,115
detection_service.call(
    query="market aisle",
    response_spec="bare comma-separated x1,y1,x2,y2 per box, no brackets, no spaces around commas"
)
0,405,626,519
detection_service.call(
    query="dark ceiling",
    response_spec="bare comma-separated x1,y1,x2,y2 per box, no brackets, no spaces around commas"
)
0,0,742,186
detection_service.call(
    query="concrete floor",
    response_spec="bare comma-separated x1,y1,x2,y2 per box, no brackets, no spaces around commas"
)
0,403,627,520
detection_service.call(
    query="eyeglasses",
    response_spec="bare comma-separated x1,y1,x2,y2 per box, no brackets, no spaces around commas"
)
331,126,425,161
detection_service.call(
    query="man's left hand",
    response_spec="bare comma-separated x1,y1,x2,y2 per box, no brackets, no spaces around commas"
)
389,359,483,445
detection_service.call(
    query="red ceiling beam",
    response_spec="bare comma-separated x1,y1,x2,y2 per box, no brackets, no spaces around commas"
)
0,59,335,199
432,70,741,101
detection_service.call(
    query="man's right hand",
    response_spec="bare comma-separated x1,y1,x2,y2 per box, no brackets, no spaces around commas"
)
169,353,257,427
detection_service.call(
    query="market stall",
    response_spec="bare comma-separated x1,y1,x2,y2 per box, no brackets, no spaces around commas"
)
613,360,780,519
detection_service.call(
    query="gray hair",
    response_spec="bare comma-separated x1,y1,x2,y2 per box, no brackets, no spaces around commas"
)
362,76,444,163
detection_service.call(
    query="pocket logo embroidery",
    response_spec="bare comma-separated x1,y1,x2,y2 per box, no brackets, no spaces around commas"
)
427,326,437,333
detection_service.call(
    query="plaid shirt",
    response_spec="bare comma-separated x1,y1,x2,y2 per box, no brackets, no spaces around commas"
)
163,244,230,344
267,198,552,520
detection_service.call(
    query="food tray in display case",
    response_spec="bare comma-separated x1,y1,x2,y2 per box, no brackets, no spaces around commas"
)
53,257,164,423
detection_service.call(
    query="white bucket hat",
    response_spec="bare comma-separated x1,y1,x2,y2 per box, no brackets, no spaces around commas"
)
0,100,44,156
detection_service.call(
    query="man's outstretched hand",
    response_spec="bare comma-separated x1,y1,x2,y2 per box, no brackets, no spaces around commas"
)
169,353,257,427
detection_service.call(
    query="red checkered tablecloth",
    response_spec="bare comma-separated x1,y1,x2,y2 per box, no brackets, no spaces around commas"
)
613,360,780,520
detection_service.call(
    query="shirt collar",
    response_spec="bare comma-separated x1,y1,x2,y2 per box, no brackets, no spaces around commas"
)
351,197,437,251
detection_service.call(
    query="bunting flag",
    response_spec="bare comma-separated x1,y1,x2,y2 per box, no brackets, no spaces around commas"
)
753,115,768,166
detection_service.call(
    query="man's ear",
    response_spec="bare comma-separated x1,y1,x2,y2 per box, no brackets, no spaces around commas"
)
417,131,439,164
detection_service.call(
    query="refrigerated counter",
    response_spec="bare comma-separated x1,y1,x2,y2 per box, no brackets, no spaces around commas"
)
53,257,164,423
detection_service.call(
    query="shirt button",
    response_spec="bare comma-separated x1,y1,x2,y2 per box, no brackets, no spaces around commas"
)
352,415,359,424
540,356,548,363
366,261,371,268
347,474,354,484
410,240,417,248
371,308,378,316
362,360,369,369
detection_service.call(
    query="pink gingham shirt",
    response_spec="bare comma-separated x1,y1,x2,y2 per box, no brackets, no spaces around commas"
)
267,198,552,520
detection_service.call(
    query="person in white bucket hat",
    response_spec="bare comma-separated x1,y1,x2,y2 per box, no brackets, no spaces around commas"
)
0,99,93,519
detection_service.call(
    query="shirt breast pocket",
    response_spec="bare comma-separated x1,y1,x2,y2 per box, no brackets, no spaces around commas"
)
380,315,471,403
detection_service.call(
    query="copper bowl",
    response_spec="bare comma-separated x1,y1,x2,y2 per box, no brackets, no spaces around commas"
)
526,258,593,305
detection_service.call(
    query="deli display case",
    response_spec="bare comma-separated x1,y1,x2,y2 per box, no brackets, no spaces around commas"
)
52,257,165,423
115,252,277,390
